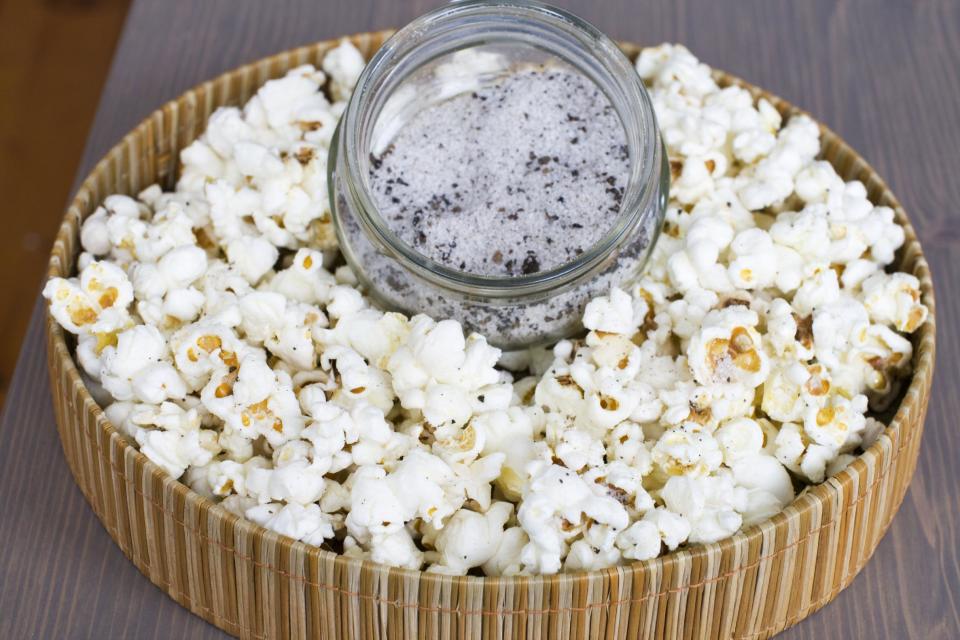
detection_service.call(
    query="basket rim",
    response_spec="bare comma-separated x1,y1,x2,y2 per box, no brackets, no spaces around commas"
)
44,31,937,590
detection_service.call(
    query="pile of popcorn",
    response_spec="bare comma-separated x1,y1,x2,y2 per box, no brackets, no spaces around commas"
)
44,42,928,575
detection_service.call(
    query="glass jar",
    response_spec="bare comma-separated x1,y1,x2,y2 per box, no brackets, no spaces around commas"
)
328,0,668,349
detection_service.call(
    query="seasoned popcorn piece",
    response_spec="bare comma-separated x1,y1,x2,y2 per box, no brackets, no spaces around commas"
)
687,307,768,387
239,290,326,371
225,235,279,285
774,421,835,483
245,455,328,506
78,194,155,267
727,228,778,290
555,429,606,472
582,287,640,334
660,471,747,544
470,406,539,499
170,322,248,390
200,353,306,448
764,299,814,360
366,529,425,570
427,502,512,575
43,260,134,336
860,272,928,332
431,421,485,465
802,393,868,452
615,520,663,561
263,248,336,306
730,454,794,525
810,295,872,372
385,315,500,428
245,502,335,546
130,402,220,479
205,457,268,498
583,460,654,514
323,39,366,103
481,526,528,576
652,424,723,478
136,428,219,479
131,245,208,299
345,448,489,552
715,417,765,465
517,462,629,574
323,345,395,414
564,538,622,572
99,325,188,404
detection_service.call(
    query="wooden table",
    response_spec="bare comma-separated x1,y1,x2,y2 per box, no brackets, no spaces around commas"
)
2,1,958,637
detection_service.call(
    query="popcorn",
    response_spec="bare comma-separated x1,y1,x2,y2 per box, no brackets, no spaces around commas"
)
131,402,220,479
246,454,328,505
791,263,841,316
44,43,928,574
687,307,768,388
322,39,366,102
642,507,692,551
859,206,905,266
651,424,723,478
660,472,747,544
321,347,396,412
714,417,765,464
263,248,336,306
365,529,424,570
79,194,144,256
730,454,794,525
802,393,868,451
482,527,528,576
607,422,653,475
564,539,622,572
517,463,629,574
428,502,512,574
226,235,279,285
615,520,662,561
245,502,335,546
385,316,500,422
202,353,306,447
727,228,778,289
170,322,244,382
43,260,134,335
136,428,219,478
239,291,325,371
99,325,187,403
860,272,928,332
470,406,538,498
582,287,639,334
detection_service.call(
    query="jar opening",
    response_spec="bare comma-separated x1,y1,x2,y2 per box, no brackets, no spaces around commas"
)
335,0,664,298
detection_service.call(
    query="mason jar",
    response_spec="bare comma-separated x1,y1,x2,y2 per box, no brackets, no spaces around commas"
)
328,0,668,349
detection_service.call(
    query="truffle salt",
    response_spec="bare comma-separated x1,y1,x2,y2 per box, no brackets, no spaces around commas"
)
368,66,630,276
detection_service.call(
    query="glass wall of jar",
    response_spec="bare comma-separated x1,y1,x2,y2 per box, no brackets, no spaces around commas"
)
329,0,668,348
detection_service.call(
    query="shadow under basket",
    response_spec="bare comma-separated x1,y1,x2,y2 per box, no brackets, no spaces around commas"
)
45,31,936,640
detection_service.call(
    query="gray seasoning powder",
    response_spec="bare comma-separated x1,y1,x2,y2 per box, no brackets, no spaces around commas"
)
368,66,630,277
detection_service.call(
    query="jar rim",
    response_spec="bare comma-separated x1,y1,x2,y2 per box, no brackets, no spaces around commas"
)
334,0,665,298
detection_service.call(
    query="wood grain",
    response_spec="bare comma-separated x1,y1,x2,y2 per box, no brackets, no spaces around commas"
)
0,0,130,408
1,0,958,638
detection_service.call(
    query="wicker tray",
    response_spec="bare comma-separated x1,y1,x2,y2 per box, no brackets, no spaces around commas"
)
45,31,936,640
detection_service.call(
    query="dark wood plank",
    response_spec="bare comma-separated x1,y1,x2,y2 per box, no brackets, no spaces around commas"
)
0,0,130,407
1,1,957,638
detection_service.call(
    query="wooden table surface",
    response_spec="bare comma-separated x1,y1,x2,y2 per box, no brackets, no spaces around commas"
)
1,0,958,638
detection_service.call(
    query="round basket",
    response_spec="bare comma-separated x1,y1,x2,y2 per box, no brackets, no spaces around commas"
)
45,31,936,640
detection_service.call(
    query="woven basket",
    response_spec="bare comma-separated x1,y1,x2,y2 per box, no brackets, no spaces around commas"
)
45,31,936,640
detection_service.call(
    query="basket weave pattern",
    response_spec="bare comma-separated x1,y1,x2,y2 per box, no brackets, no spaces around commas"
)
45,32,936,640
